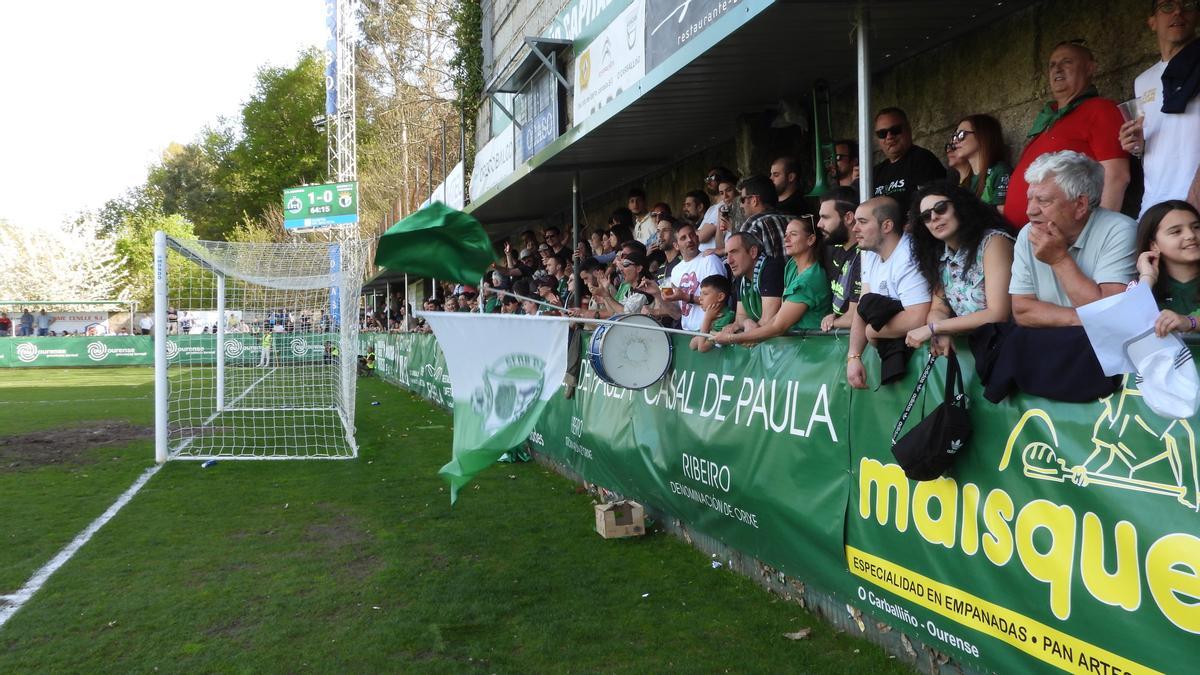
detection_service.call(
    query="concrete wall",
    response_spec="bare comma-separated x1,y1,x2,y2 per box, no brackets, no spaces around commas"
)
832,0,1158,172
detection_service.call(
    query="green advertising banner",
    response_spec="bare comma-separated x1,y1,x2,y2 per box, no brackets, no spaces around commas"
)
363,331,1200,674
2,334,340,368
533,336,853,593
0,336,153,367
845,350,1192,675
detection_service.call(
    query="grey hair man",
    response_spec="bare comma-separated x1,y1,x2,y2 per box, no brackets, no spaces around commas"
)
1010,150,1137,327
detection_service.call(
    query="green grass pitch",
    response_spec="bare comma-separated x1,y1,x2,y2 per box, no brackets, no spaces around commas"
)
0,367,910,672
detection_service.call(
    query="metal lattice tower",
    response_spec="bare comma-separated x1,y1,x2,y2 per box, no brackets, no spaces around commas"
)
329,0,357,182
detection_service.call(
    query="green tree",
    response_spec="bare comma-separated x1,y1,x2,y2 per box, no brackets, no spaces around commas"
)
111,211,196,307
227,49,327,223
145,125,238,240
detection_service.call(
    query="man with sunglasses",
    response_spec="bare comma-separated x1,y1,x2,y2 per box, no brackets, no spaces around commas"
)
871,107,945,215
830,140,860,190
1006,41,1129,228
1120,0,1200,216
736,175,789,258
542,226,569,260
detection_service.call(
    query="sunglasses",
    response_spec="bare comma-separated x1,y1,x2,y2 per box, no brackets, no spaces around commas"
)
618,260,636,269
650,211,665,219
950,129,975,144
920,200,952,224
738,194,758,204
705,174,719,181
944,142,957,153
1156,0,1199,12
875,124,904,140
834,153,851,161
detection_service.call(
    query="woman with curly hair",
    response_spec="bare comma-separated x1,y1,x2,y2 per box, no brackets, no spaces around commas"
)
904,180,1015,355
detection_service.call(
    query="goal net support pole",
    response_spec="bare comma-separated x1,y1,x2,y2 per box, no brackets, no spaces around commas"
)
216,272,226,413
154,231,169,464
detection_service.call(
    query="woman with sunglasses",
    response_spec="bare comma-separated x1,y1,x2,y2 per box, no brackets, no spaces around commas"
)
714,216,831,346
1134,201,1200,336
945,114,1011,210
904,181,1015,355
590,250,655,319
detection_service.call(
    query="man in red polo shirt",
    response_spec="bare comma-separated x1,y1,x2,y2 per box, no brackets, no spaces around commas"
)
1005,42,1130,228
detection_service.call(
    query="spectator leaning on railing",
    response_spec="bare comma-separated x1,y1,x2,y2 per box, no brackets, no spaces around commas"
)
903,181,1016,355
724,231,783,332
714,216,832,346
1134,200,1200,334
1009,151,1137,327
818,186,862,332
847,196,932,389
0,311,10,336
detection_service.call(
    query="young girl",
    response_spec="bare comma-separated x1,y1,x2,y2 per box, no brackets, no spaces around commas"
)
905,181,1014,355
1135,200,1200,336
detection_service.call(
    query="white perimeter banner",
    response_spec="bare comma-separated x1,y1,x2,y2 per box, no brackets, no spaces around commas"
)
469,125,515,202
573,0,646,125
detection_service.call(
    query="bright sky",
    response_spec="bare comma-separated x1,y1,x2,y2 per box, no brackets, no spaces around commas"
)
0,1,327,231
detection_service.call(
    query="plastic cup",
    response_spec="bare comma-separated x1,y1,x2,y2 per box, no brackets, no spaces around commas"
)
1117,98,1143,122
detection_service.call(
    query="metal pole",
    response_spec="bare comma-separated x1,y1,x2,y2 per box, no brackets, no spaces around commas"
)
427,146,433,200
571,171,582,309
441,119,447,180
215,274,226,412
153,232,168,464
385,281,392,330
404,273,411,330
460,106,469,206
856,4,873,204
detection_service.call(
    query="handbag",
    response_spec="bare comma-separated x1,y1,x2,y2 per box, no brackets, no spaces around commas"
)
890,351,972,481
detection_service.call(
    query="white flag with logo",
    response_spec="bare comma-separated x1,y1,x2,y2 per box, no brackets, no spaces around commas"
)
421,312,568,502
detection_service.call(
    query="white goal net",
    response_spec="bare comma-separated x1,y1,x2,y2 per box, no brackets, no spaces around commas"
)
153,233,368,460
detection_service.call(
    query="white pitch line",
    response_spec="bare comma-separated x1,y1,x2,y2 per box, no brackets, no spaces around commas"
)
214,366,277,423
0,464,162,629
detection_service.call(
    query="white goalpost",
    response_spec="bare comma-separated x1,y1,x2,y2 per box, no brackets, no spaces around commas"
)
153,232,368,461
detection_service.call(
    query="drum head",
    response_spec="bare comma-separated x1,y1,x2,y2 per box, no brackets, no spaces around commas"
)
596,314,672,390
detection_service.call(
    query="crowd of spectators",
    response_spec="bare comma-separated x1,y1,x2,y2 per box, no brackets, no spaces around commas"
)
456,4,1200,402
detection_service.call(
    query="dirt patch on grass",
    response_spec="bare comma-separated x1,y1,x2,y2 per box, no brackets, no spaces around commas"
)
304,511,382,581
0,421,152,472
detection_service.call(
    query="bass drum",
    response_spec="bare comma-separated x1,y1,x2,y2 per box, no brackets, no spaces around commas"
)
587,313,673,390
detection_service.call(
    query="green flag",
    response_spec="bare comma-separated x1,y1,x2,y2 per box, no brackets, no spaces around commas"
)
422,312,569,503
374,202,496,285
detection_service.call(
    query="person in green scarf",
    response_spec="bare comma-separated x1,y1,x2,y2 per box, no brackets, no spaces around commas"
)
1004,41,1130,229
